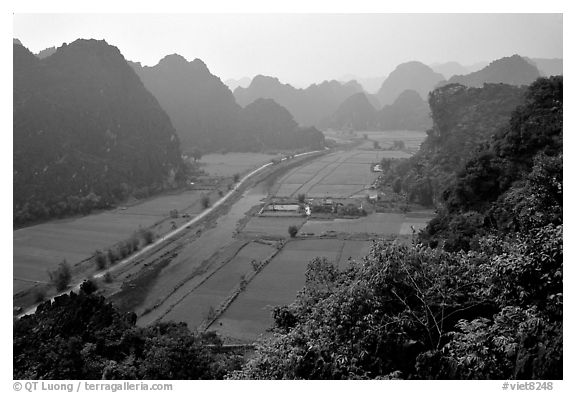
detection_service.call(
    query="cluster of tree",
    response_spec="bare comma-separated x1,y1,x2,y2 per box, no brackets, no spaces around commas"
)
94,228,155,270
13,40,186,227
14,289,244,379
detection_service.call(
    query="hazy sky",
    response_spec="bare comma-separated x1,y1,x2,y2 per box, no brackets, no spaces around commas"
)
13,13,563,87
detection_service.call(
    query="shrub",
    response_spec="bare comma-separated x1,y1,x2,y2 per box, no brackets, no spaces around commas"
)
107,249,119,264
239,275,247,291
201,195,210,209
80,279,98,295
297,193,306,203
48,260,72,291
392,178,402,194
139,229,154,245
94,250,107,270
103,272,113,283
118,242,131,258
288,225,298,238
233,173,240,183
32,287,46,303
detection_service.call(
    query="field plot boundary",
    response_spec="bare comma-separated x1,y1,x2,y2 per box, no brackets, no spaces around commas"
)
150,240,253,323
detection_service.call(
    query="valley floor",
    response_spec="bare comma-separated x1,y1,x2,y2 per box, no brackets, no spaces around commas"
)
14,131,432,343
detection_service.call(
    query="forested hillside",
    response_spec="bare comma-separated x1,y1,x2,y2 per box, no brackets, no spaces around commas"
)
13,40,185,226
388,83,527,206
423,76,562,251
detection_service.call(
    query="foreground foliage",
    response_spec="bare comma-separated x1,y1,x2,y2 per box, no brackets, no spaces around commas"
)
231,222,561,379
13,290,243,379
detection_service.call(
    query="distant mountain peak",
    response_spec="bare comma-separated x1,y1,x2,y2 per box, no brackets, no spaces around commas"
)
441,54,541,88
376,60,445,106
158,53,189,66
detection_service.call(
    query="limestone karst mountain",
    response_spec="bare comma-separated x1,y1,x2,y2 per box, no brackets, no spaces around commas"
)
234,75,363,127
440,55,541,88
379,89,432,131
130,55,241,153
13,39,184,225
376,61,445,106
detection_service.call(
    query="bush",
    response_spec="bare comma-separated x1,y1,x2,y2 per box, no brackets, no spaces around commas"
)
139,229,154,245
32,287,47,303
80,279,98,295
297,194,306,203
94,250,107,270
288,225,298,238
233,173,240,183
201,195,210,209
107,249,119,264
48,260,72,291
239,275,247,291
392,178,402,194
103,272,113,283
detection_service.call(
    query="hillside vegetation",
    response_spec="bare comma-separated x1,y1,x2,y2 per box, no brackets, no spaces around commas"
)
387,83,527,206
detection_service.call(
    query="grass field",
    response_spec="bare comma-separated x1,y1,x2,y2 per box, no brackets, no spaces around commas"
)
200,152,281,177
209,239,372,342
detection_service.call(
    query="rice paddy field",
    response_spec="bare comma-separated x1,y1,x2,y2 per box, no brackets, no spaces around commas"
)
274,150,382,198
13,190,208,294
200,152,281,177
159,241,278,329
208,239,372,342
357,130,427,153
300,213,406,235
241,216,307,238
